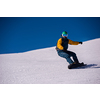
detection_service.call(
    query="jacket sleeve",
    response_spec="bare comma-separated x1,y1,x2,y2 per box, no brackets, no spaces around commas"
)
68,39,79,45
57,38,64,50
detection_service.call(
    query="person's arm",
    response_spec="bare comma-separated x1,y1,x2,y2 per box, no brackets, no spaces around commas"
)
57,38,64,50
68,39,80,45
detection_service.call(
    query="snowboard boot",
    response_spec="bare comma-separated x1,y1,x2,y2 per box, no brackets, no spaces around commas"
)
68,62,85,69
77,62,85,66
68,63,77,69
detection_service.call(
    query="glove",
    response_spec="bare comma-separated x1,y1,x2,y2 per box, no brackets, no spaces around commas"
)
79,42,83,44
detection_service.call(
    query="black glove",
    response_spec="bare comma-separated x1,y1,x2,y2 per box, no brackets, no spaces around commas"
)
79,42,83,44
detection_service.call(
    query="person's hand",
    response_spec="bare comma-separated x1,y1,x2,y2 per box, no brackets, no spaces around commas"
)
79,42,83,44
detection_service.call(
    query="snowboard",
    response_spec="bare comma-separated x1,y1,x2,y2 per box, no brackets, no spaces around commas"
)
68,62,87,69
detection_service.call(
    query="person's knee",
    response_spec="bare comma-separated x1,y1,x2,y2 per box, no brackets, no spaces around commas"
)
72,52,76,56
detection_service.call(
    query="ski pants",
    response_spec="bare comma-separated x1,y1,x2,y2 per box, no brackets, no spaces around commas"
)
57,50,79,64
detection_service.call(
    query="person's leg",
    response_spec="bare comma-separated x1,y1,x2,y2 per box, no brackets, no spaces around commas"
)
66,51,79,63
57,51,74,64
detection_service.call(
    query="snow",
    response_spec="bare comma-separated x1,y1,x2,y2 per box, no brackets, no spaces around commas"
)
0,38,100,84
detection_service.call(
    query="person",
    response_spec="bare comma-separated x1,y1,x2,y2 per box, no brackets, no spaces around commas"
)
56,31,83,69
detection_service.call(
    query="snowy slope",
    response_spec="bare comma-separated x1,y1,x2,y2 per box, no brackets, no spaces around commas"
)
0,38,100,84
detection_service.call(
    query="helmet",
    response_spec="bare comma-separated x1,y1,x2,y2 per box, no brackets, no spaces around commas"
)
62,31,68,37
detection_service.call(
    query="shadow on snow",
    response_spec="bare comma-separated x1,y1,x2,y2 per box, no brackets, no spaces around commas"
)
73,64,100,69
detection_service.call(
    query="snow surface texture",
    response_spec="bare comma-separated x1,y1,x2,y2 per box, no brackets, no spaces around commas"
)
0,38,100,84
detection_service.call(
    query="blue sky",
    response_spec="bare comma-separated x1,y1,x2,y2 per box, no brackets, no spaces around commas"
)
0,17,100,54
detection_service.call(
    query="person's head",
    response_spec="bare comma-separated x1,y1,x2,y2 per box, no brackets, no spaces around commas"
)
62,31,68,38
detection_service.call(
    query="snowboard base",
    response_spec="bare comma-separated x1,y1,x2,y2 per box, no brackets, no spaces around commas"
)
68,63,87,69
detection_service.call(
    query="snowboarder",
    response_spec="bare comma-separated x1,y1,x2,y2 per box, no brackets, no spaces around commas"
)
56,31,84,69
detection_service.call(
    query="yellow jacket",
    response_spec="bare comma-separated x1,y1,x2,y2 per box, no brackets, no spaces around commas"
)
57,38,79,50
